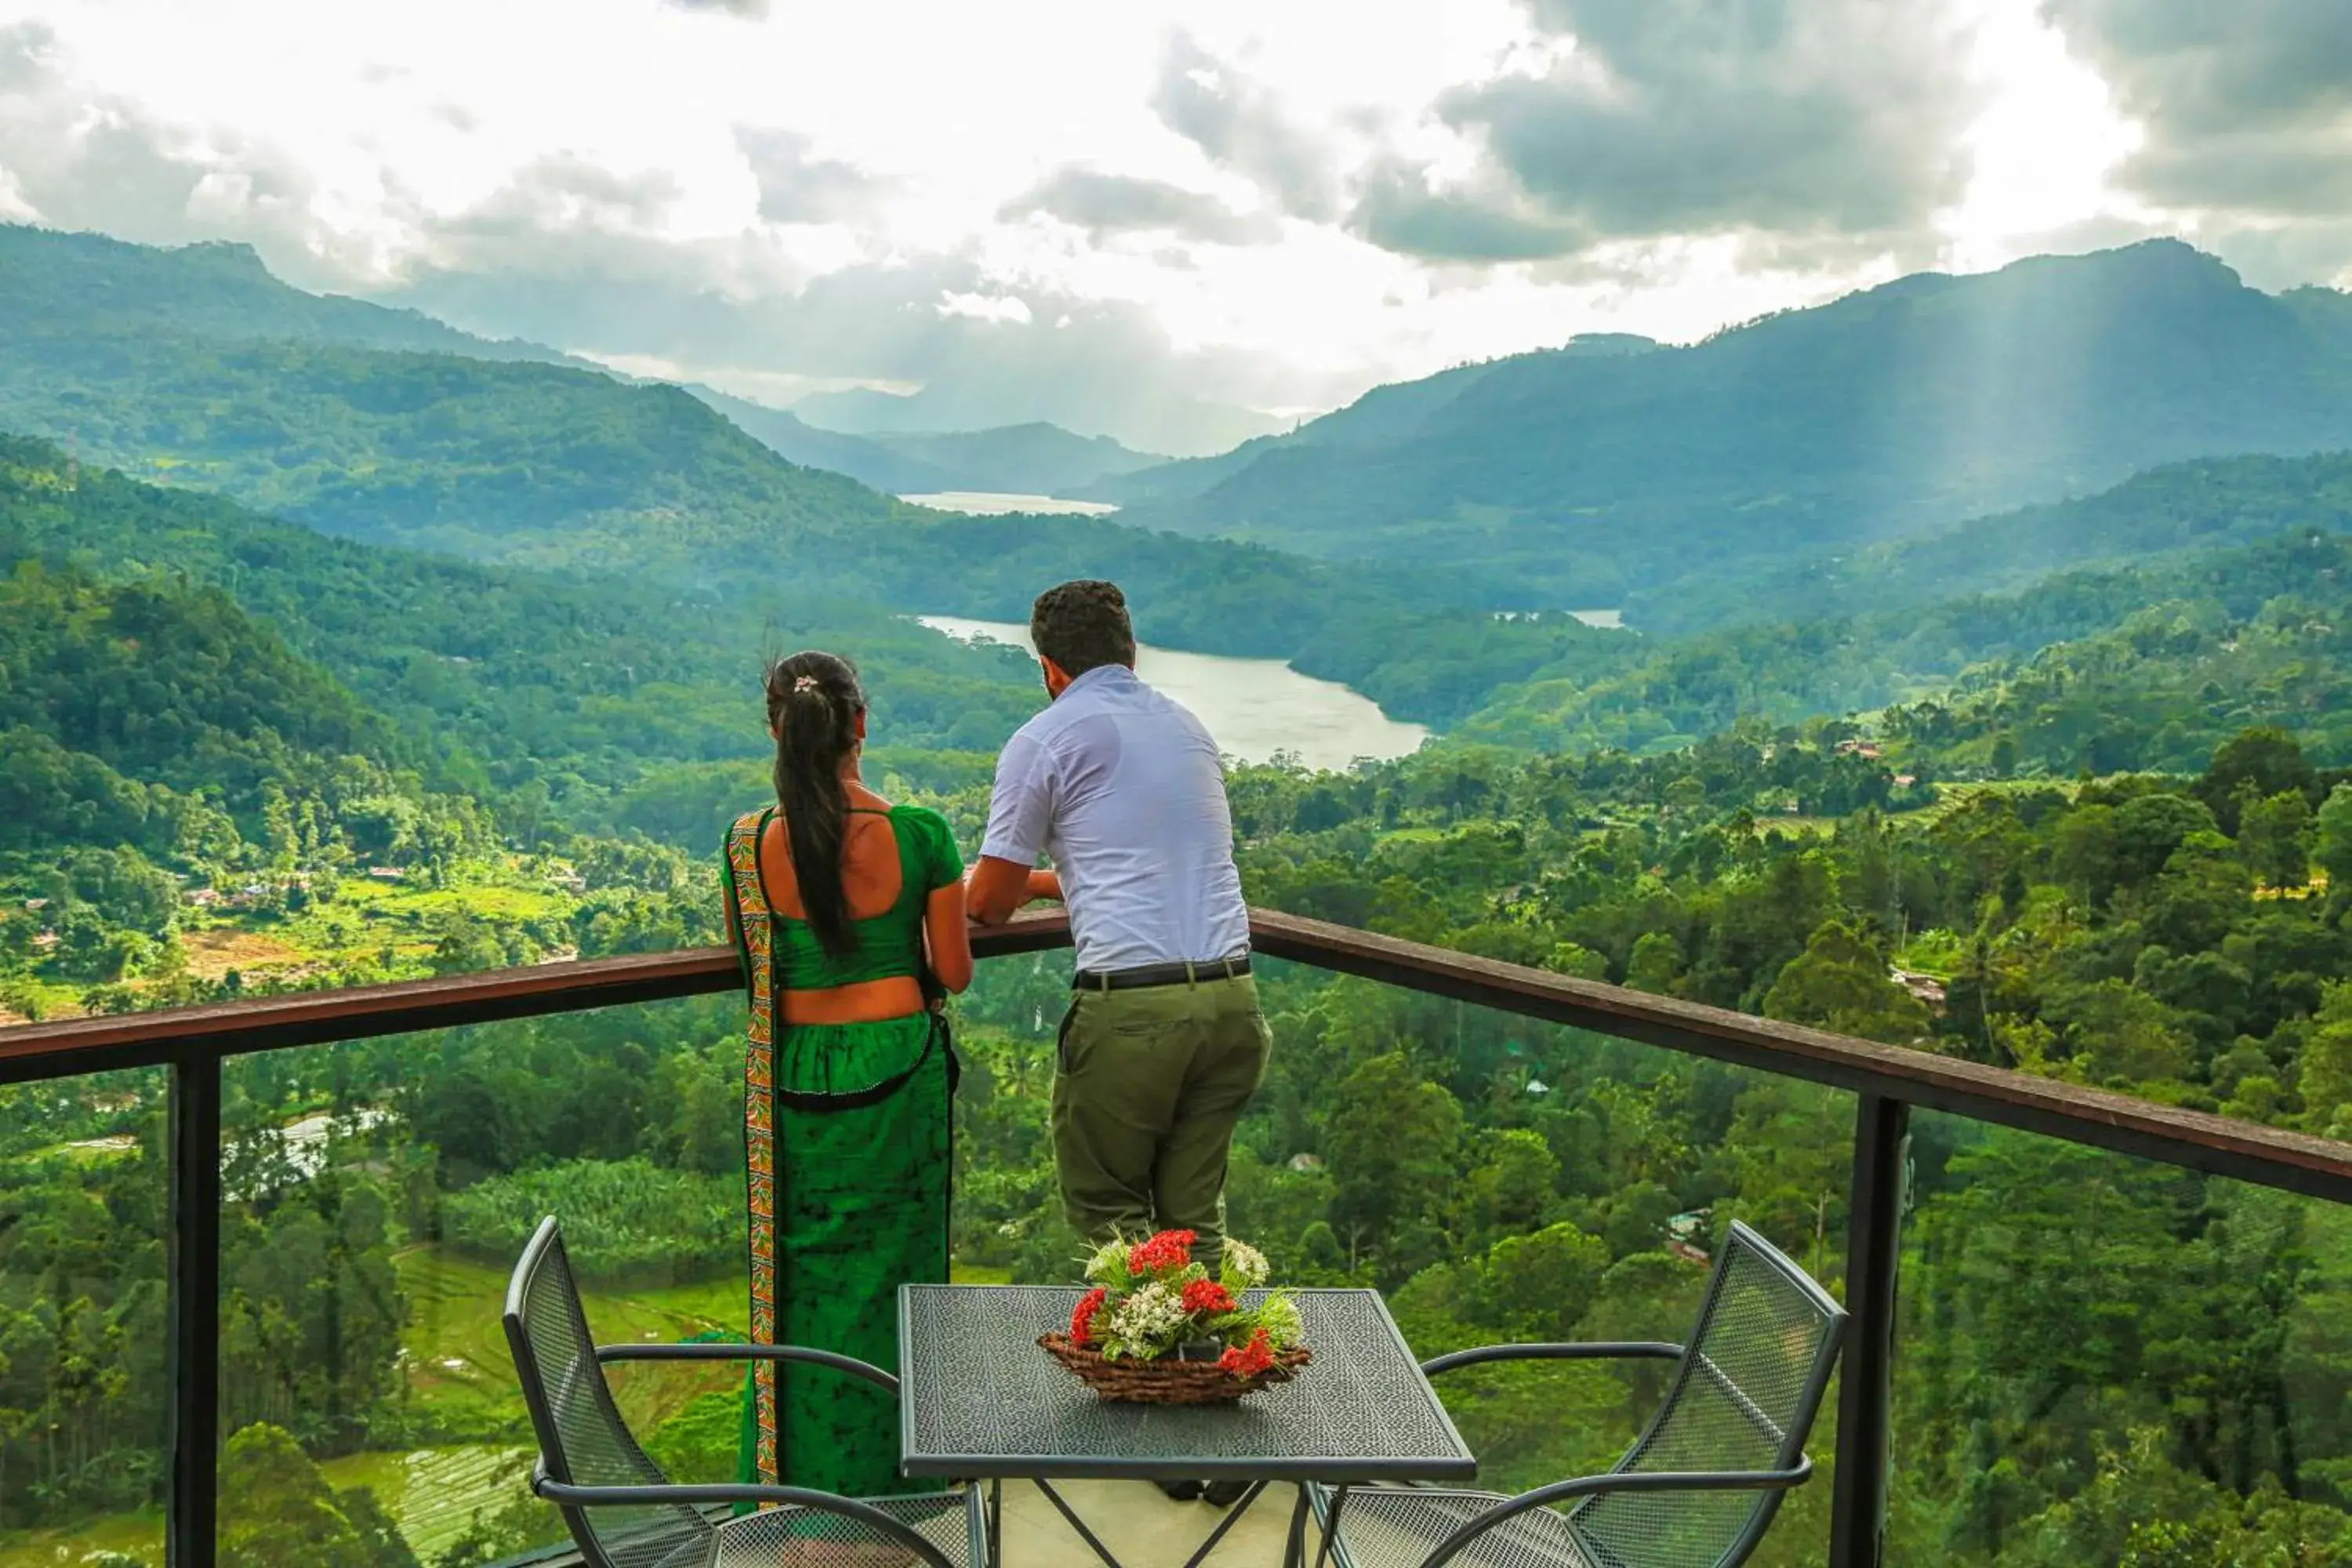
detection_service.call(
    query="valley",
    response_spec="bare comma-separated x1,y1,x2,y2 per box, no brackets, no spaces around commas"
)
11,223,2352,1568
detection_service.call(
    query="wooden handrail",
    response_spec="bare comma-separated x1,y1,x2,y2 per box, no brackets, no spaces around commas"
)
4,903,2349,1202
0,910,1073,1077
1248,909,2352,1203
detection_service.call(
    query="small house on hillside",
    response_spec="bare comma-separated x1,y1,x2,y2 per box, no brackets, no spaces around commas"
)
1890,968,1948,1008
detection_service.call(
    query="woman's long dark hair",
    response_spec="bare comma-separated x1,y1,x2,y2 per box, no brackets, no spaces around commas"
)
765,651,867,958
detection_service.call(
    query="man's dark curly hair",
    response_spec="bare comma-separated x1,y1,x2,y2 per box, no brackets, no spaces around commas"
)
1030,579,1136,678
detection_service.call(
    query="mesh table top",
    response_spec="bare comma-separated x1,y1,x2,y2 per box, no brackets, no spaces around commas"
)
898,1285,1476,1483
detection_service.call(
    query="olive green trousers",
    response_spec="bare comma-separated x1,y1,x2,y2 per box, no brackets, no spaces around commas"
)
1051,973,1271,1270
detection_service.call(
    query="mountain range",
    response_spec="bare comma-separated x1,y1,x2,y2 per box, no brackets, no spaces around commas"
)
684,387,1165,496
1093,241,2352,614
793,379,1279,458
0,226,1163,511
0,223,1457,653
19,219,2352,762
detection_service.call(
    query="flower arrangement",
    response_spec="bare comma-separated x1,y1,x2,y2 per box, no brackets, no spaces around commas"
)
1061,1230,1305,1378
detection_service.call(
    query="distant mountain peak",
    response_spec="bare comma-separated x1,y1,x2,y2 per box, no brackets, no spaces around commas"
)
1107,235,2352,608
176,237,274,273
2019,234,2241,285
1563,332,1660,358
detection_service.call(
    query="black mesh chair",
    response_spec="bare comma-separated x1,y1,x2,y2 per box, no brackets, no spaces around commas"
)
504,1215,986,1568
1290,1221,1846,1568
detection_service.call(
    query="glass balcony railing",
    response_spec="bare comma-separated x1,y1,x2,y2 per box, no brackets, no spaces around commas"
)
1886,1116,2352,1563
0,1064,169,1568
212,996,751,1567
2,907,2348,1568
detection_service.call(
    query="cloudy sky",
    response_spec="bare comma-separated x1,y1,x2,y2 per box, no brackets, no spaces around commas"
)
1,0,2345,452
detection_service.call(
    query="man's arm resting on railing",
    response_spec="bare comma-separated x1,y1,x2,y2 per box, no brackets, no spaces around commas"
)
967,856,1062,927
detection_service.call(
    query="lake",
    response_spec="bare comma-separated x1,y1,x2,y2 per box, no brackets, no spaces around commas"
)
902,492,1120,516
919,616,1429,772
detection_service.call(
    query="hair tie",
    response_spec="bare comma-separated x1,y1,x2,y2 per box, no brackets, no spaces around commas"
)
793,674,821,695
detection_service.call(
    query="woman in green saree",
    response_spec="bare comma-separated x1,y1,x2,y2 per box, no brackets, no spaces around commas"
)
720,651,973,1495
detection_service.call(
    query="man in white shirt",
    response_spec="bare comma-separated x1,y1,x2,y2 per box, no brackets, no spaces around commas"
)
966,579,1269,1279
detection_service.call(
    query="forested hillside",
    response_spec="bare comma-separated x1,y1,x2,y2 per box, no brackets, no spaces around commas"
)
1113,241,2352,606
869,423,1166,493
0,436,1044,811
1632,448,2352,637
0,552,503,1021
0,321,913,572
1453,526,2352,757
0,225,568,362
0,227,1483,666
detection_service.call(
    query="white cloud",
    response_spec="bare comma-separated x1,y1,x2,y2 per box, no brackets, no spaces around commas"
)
0,0,2329,446
935,290,1034,326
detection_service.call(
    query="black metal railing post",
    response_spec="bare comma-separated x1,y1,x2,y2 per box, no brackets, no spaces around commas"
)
165,1047,222,1568
1828,1091,1909,1568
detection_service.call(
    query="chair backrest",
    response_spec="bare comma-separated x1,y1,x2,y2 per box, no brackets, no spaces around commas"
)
1570,1221,1848,1568
503,1215,716,1568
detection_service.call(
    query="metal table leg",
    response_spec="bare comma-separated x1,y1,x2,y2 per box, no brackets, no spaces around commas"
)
1034,1479,1127,1568
1026,1476,1273,1568
1177,1481,1269,1568
988,1478,1003,1568
1312,1485,1352,1568
1284,1486,1311,1568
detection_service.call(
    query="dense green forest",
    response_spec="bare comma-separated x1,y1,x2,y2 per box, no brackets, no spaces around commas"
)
1630,448,2352,638
0,434,1044,810
13,722,2352,1564
1448,526,2352,757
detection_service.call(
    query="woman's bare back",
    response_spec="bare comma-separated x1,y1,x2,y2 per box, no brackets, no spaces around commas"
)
757,784,904,919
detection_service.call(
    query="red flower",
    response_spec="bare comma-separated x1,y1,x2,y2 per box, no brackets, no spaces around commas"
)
1181,1279,1236,1316
1125,1229,1198,1276
1071,1288,1107,1345
1218,1327,1276,1377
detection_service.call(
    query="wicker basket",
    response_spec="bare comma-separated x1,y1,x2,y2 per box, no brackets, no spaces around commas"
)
1039,1332,1312,1405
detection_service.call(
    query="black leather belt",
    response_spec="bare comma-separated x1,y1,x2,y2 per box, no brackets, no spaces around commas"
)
1071,955,1251,992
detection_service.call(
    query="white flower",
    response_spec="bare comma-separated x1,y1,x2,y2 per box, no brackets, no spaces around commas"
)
1219,1239,1270,1290
1255,1294,1304,1349
1083,1236,1130,1287
1105,1280,1190,1354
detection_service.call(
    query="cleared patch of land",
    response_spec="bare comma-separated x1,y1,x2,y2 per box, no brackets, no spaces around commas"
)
180,926,306,980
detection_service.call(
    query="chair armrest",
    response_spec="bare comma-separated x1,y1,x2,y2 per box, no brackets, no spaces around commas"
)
594,1341,898,1392
532,1470,960,1568
1419,1342,1682,1378
1415,1458,1814,1568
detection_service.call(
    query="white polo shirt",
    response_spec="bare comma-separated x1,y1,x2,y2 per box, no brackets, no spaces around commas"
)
979,663,1250,975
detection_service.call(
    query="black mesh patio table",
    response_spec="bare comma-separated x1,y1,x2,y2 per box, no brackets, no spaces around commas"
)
898,1285,1475,1568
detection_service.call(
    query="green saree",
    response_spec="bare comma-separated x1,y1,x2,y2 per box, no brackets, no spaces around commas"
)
722,804,962,1497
